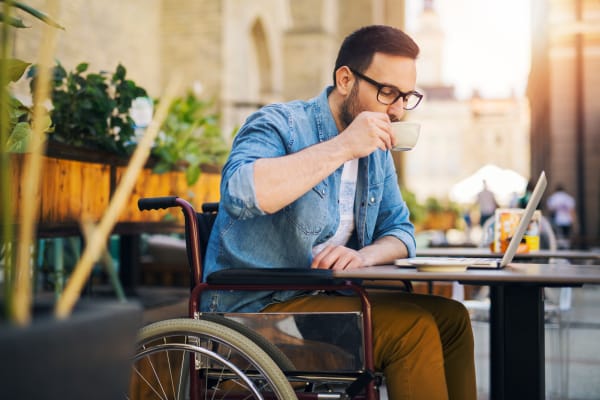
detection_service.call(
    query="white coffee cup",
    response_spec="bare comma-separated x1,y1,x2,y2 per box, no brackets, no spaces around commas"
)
391,121,420,151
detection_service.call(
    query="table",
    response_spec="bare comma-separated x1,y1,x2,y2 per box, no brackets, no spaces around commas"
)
417,247,600,262
332,263,600,400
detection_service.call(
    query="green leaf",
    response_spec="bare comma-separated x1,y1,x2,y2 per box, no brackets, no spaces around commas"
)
0,13,28,28
1,59,31,82
7,122,32,152
52,63,66,82
114,64,126,82
75,62,88,74
8,97,29,124
11,1,64,29
152,161,172,174
185,164,202,186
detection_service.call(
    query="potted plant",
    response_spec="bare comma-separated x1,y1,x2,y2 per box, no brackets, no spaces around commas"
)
27,61,230,185
1,3,142,398
24,63,228,223
423,197,460,231
152,90,231,185
27,60,148,156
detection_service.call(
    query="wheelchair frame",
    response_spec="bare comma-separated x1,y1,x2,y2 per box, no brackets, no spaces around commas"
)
132,196,380,400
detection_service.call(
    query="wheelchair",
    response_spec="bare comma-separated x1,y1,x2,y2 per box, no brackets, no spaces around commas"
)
129,196,397,400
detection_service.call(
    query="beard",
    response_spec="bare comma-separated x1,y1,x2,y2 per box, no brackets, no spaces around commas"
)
339,82,362,128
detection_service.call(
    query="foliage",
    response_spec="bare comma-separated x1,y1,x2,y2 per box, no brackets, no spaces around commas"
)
401,187,426,224
401,188,462,227
425,196,460,216
1,0,62,152
1,0,62,322
28,62,147,155
425,197,444,213
2,58,51,152
0,0,64,29
152,91,231,185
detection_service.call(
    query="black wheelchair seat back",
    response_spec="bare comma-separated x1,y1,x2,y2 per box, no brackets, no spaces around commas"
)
184,202,218,285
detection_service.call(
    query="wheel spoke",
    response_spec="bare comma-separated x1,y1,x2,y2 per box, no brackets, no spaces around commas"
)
129,319,296,399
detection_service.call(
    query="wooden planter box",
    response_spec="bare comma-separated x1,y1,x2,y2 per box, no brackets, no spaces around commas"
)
4,142,221,235
116,165,221,223
7,153,111,226
422,211,458,231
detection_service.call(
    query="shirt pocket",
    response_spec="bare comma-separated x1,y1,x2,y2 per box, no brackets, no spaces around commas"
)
283,181,329,236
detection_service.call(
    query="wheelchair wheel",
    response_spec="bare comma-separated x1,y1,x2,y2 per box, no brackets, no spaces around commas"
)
128,318,297,400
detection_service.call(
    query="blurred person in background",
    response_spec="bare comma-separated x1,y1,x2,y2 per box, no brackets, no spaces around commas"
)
475,180,498,226
517,180,534,208
546,184,576,249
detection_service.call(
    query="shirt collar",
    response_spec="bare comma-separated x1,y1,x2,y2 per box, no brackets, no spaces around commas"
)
313,86,340,142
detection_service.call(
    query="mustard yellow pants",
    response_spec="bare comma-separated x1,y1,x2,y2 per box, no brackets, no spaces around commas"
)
263,291,476,400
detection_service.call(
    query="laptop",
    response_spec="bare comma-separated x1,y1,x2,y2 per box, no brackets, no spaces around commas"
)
395,171,547,271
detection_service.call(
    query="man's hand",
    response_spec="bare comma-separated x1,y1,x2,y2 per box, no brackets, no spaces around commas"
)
311,245,368,270
338,111,394,159
311,236,409,270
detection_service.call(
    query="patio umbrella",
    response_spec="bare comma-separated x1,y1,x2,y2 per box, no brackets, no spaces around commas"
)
449,164,527,205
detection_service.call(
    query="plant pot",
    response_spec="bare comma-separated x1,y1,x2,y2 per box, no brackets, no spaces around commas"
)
7,143,222,229
0,299,142,399
423,210,458,231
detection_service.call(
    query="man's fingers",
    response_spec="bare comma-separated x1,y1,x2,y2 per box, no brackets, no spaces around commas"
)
311,245,334,269
312,246,366,270
367,114,393,150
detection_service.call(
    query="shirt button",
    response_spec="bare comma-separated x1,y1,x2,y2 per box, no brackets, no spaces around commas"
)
370,196,376,203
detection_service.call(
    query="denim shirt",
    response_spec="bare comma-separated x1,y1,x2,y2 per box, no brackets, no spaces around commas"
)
201,87,416,313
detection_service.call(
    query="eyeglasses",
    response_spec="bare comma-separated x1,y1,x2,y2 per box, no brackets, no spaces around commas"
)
349,68,423,110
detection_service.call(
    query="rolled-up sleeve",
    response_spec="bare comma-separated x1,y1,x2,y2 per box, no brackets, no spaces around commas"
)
221,162,262,218
220,107,290,219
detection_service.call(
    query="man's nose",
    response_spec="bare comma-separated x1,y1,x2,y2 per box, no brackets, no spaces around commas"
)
387,101,405,122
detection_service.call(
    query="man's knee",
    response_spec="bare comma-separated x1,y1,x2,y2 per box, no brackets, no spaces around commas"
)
437,298,474,348
452,299,472,328
447,298,471,323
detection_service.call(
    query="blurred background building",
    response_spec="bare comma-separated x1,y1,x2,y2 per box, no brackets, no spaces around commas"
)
528,0,600,249
401,1,530,206
12,0,600,248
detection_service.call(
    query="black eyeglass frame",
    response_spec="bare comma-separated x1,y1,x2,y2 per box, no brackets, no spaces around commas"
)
349,67,423,110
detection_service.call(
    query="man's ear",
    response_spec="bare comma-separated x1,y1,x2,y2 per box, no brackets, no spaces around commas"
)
335,66,354,96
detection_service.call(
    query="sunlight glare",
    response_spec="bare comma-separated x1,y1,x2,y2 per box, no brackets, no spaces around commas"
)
406,0,531,99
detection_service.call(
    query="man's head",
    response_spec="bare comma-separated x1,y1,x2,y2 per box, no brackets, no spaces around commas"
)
332,25,422,127
333,25,420,84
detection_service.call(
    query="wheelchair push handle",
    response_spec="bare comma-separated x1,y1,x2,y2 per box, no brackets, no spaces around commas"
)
138,196,179,211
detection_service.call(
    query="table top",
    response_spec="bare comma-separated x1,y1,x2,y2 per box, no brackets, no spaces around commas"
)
332,263,600,285
417,247,600,260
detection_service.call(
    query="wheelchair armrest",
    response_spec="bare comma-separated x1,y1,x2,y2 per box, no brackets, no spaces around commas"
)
206,268,348,285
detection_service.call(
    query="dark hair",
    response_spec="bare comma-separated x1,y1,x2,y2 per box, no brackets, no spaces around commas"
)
333,25,420,86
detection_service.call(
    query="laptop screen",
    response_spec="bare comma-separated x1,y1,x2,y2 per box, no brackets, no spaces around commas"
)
499,171,547,266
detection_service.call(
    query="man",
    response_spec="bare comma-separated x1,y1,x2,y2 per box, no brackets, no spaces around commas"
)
202,25,476,400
